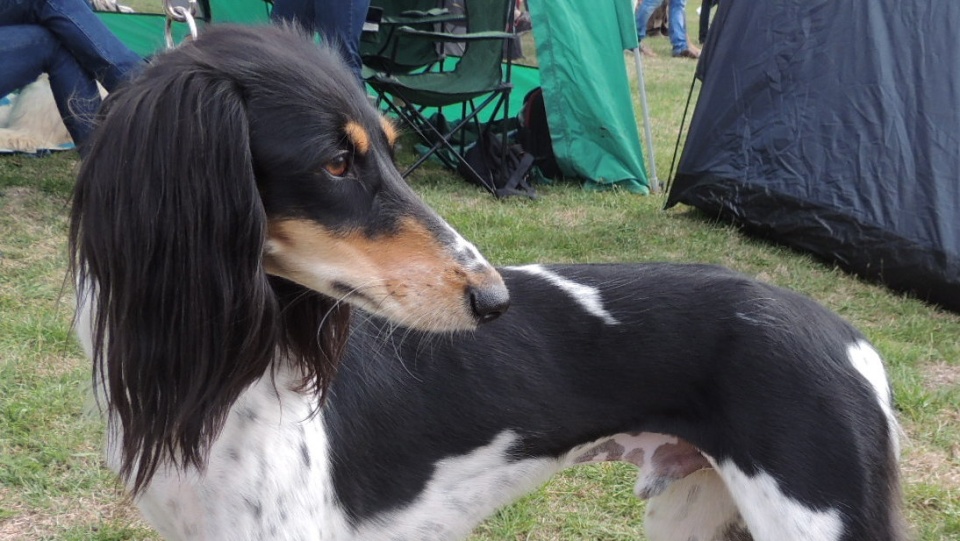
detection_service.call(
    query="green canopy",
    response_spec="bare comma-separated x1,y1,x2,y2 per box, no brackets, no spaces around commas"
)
527,0,649,193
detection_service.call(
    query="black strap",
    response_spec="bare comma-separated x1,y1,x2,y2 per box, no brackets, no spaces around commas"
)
495,151,536,198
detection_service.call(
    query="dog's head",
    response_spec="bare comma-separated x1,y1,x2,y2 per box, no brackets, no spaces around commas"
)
70,25,507,492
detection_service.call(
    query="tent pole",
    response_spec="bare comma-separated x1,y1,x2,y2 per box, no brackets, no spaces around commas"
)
632,47,659,193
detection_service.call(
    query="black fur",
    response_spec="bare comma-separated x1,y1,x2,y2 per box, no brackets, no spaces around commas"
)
69,26,359,494
326,264,905,540
70,25,905,541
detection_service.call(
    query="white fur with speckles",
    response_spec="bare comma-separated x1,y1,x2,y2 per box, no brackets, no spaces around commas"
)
508,265,620,325
113,368,353,541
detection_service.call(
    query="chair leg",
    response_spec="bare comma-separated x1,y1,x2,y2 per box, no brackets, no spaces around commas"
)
375,87,513,198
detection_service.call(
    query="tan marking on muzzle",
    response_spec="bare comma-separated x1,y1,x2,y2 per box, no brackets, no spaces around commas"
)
380,116,399,147
344,120,370,155
264,218,504,331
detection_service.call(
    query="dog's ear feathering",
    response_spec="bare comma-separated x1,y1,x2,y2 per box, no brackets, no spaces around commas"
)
69,28,349,494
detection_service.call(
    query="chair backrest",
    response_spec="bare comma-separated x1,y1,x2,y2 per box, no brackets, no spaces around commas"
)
362,0,446,74
455,0,515,87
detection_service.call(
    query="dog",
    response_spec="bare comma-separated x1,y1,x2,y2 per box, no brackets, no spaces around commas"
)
70,25,905,541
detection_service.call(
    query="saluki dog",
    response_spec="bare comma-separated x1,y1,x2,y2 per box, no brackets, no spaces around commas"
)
71,25,905,541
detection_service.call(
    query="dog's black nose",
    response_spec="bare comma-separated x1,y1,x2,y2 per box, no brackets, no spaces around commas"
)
469,285,510,323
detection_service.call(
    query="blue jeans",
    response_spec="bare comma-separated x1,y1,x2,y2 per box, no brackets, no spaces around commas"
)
0,25,101,144
0,0,141,145
636,0,688,55
271,0,370,83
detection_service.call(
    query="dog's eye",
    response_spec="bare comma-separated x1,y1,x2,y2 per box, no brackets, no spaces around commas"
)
323,155,350,177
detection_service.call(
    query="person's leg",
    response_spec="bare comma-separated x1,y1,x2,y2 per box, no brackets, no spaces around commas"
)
25,0,141,91
0,25,100,145
635,0,665,41
668,0,688,54
0,0,35,24
313,0,369,83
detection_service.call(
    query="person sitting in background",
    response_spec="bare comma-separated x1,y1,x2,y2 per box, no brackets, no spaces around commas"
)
635,0,700,59
0,0,142,149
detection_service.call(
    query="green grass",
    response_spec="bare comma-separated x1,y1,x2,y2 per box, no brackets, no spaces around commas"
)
2,4,959,539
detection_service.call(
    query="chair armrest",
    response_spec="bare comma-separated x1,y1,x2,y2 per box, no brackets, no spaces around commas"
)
398,7,448,17
396,26,516,43
380,9,465,27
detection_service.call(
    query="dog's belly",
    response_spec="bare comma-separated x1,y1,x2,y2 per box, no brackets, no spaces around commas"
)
565,432,711,498
350,431,560,541
347,432,711,541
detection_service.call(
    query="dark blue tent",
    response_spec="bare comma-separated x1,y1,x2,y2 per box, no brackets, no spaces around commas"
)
666,0,960,312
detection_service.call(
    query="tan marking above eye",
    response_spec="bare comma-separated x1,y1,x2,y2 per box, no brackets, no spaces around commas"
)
380,116,399,146
344,120,370,154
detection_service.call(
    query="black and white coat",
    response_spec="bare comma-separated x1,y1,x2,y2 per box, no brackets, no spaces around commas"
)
79,263,902,541
70,26,904,541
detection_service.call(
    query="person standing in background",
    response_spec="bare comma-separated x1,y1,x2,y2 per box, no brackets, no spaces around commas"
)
271,0,371,84
635,0,699,59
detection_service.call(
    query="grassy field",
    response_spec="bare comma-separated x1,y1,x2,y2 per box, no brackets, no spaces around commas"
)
2,5,959,541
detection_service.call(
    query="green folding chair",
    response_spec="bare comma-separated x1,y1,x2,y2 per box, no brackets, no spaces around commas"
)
366,0,518,196
361,0,465,76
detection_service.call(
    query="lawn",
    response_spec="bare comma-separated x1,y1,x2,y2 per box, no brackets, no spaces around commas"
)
2,4,959,541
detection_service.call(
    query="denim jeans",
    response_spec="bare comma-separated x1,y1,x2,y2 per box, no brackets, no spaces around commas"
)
636,0,689,55
271,0,370,83
0,0,141,145
0,25,101,144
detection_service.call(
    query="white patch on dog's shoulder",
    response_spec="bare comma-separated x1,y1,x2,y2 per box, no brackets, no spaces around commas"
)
847,339,900,456
509,265,620,325
351,430,557,541
714,460,843,541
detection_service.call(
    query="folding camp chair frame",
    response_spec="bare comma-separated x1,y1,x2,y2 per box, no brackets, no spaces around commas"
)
366,0,519,197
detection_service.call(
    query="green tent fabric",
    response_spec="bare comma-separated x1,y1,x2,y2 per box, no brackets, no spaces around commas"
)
527,0,649,193
97,0,273,58
98,13,189,57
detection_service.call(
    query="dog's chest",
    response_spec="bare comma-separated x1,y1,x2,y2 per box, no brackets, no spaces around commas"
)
133,376,353,540
132,381,559,541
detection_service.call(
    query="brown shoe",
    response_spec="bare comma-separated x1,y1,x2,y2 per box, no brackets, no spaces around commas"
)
672,48,700,59
640,43,657,58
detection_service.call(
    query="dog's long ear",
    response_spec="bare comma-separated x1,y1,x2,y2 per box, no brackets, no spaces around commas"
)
69,60,319,494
